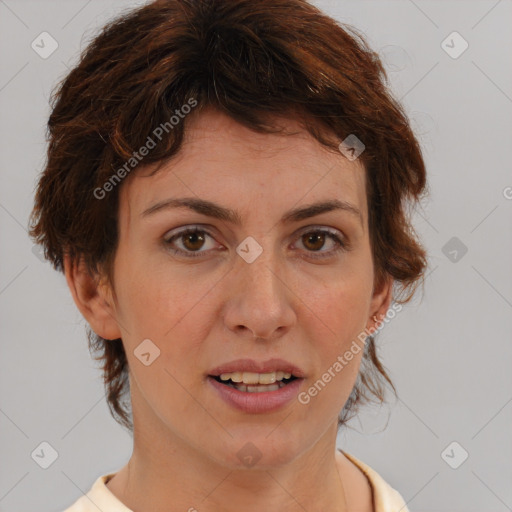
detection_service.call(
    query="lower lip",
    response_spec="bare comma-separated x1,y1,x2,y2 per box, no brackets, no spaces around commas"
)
207,376,304,413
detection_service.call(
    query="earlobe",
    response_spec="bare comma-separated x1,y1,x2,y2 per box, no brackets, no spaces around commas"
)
366,275,394,332
63,254,122,340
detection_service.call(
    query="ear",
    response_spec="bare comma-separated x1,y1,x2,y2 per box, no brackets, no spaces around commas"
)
365,274,393,332
63,254,122,340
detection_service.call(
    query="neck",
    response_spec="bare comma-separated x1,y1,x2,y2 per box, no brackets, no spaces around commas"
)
107,425,348,512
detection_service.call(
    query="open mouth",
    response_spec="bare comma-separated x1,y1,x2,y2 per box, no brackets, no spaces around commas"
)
210,374,299,393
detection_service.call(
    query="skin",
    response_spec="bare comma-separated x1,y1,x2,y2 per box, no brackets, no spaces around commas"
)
64,107,392,512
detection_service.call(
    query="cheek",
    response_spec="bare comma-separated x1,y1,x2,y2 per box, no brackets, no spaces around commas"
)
306,267,374,351
112,253,215,355
301,281,372,413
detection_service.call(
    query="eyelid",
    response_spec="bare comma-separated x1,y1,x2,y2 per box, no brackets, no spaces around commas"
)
295,224,343,238
163,224,218,241
164,223,344,241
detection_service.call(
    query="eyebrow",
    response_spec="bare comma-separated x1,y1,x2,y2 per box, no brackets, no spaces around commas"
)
141,197,363,226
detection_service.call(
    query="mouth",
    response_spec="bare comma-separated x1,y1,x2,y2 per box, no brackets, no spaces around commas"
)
207,360,305,412
209,372,300,393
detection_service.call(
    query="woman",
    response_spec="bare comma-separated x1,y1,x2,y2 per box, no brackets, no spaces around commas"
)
29,0,427,510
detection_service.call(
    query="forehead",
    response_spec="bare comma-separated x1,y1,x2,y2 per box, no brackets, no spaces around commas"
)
119,109,368,226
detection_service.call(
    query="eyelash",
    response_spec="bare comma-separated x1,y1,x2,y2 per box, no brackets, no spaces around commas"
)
163,226,348,260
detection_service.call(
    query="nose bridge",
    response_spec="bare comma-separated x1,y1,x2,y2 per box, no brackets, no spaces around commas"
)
243,250,280,300
239,239,283,306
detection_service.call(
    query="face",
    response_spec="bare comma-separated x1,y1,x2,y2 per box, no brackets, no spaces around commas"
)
94,108,390,468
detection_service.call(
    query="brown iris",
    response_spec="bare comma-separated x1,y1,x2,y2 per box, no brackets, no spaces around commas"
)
182,231,206,251
302,232,326,251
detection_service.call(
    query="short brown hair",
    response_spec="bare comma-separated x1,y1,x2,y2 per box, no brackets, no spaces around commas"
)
29,0,428,433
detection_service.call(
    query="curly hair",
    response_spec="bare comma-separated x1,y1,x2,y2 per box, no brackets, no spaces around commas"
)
29,0,428,433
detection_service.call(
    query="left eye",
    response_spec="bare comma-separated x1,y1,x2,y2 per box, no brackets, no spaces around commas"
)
163,227,346,259
294,229,346,258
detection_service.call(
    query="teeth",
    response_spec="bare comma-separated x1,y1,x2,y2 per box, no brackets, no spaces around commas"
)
219,371,292,385
227,382,286,392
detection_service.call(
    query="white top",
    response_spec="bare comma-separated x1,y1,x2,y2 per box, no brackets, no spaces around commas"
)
342,451,410,512
63,450,409,512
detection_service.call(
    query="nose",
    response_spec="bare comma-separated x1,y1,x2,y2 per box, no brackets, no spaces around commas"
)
223,249,297,341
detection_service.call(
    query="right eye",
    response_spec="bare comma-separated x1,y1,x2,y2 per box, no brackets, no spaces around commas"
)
164,227,221,258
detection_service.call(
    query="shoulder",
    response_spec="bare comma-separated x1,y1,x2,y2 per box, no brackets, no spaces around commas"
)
339,450,410,512
62,473,132,512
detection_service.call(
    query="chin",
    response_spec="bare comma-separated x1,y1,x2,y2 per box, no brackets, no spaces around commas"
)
206,428,308,470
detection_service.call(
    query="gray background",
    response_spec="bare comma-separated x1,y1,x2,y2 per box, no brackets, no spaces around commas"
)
1,1,511,511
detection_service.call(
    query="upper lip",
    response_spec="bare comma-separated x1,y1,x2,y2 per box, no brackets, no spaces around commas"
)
209,358,305,378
